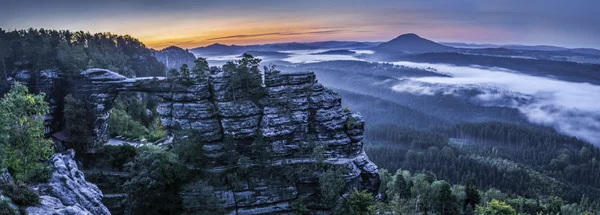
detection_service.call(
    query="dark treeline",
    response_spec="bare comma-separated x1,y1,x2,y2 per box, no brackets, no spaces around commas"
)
0,28,165,82
336,89,449,130
447,122,600,196
365,120,600,207
329,79,600,205
366,124,448,148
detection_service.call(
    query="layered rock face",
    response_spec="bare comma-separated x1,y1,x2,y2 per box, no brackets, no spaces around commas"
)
55,68,380,214
0,151,110,215
155,70,379,214
26,149,110,215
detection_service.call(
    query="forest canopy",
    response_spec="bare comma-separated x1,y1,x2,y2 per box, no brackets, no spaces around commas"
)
0,28,165,82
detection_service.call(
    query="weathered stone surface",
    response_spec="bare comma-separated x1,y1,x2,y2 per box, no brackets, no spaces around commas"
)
26,150,110,215
0,150,111,215
0,168,12,183
236,201,292,215
27,196,95,215
31,68,379,214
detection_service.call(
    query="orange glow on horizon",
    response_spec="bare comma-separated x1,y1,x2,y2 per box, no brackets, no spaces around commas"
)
134,18,382,49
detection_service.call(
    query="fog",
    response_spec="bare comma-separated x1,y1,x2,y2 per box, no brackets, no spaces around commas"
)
391,61,600,145
199,51,600,145
281,50,364,63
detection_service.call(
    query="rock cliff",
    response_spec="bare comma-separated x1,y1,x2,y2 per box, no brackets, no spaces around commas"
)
26,150,110,215
158,70,380,214
26,68,380,214
0,151,109,215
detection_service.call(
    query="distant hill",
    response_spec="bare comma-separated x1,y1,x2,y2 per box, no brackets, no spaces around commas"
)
262,42,317,51
501,45,568,51
440,42,499,49
306,41,377,49
443,42,600,56
191,40,380,57
153,46,197,70
569,48,600,56
374,33,455,53
313,50,356,55
190,43,245,56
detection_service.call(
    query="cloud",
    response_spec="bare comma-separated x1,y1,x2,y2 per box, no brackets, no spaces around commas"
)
205,30,345,41
390,61,600,145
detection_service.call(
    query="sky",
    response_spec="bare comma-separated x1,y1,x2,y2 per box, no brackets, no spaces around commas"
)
1,0,599,49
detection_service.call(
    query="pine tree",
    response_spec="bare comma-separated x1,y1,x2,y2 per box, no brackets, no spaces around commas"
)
191,57,209,81
434,181,459,215
464,177,481,211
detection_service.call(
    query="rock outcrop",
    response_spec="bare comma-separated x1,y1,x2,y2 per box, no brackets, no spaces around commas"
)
0,169,20,214
29,68,379,214
26,150,110,215
158,70,378,214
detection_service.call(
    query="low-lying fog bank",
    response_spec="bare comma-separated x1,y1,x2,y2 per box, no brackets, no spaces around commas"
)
391,61,600,145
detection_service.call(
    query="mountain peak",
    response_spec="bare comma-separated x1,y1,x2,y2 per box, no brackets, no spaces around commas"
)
207,43,228,48
395,33,421,39
375,33,453,53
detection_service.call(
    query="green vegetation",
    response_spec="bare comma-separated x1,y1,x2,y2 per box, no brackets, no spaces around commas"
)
335,190,374,215
319,168,346,205
107,57,211,142
123,146,185,215
191,57,210,81
369,168,594,215
0,181,40,206
0,83,49,213
100,145,137,170
0,28,165,78
363,120,600,209
0,200,18,215
109,108,149,139
223,53,264,100
475,200,516,215
63,94,91,154
0,83,53,181
170,132,210,169
167,57,210,84
108,93,164,142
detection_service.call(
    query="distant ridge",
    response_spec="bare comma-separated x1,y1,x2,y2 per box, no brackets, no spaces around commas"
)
442,42,600,56
374,33,454,53
189,41,380,56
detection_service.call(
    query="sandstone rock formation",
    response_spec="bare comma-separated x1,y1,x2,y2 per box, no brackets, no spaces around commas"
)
26,150,110,215
27,67,380,214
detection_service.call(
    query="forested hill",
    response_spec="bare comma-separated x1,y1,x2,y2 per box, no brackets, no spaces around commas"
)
0,28,166,86
153,46,196,70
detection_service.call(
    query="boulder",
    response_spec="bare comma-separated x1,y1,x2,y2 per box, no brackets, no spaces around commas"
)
26,150,110,215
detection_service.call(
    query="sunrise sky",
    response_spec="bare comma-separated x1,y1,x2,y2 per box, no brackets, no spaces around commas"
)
1,0,598,49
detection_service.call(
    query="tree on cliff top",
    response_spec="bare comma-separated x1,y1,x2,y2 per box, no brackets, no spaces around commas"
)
0,82,53,181
192,57,209,81
223,53,264,100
